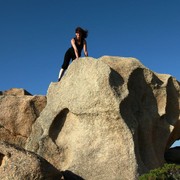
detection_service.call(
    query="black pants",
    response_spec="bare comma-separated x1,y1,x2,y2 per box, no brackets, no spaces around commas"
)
61,48,77,70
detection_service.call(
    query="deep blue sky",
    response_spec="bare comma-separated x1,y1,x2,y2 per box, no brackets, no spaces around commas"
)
1,0,180,94
0,1,179,146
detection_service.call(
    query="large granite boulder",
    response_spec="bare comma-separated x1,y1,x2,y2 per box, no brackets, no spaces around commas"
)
0,88,47,147
26,56,180,179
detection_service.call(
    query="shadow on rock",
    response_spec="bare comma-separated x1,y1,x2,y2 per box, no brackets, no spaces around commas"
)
164,146,180,164
61,170,85,180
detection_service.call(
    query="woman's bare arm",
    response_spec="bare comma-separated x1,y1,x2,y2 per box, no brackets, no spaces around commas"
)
83,39,88,57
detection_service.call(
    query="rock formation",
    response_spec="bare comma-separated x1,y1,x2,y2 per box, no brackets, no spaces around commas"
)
0,88,47,147
25,56,180,179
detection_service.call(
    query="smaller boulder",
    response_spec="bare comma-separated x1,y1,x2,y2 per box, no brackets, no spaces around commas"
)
0,142,63,180
2,88,32,96
0,88,47,147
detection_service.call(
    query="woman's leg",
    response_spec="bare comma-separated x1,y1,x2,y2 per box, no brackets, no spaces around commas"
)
58,68,65,81
58,50,72,81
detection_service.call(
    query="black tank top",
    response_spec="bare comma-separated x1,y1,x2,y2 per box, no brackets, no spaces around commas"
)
66,37,84,59
74,37,84,56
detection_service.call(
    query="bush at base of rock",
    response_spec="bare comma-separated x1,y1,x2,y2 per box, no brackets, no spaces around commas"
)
139,164,180,180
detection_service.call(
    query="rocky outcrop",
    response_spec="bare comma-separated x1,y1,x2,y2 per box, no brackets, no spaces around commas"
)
0,88,47,147
2,88,32,96
26,56,180,179
0,142,62,179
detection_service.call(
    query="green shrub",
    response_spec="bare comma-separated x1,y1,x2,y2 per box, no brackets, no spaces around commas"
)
139,163,180,180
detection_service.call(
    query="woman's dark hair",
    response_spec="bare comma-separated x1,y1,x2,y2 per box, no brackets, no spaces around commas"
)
75,27,88,39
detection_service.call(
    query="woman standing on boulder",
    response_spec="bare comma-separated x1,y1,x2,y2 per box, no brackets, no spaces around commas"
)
58,27,88,81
